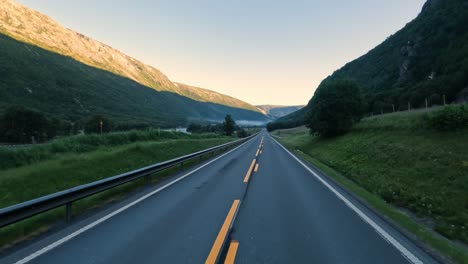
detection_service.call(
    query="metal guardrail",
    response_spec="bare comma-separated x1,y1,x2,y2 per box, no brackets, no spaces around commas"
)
0,143,40,148
0,134,256,228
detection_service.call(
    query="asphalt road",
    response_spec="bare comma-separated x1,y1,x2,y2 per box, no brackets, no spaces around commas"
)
1,131,438,264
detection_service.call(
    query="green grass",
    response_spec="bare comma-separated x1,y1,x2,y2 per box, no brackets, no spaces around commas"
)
0,130,222,170
0,134,234,249
272,112,468,263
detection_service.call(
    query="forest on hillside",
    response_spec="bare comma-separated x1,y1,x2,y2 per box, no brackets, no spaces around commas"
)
269,0,468,131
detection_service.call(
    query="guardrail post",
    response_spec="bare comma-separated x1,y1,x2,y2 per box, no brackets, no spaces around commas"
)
65,202,72,223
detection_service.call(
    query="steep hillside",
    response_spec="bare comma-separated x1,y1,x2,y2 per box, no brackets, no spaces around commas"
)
0,0,178,95
0,33,268,127
174,83,259,112
270,0,468,128
256,105,304,119
0,0,262,117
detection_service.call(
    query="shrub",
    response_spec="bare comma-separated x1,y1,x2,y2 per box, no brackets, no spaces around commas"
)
85,115,112,134
306,78,364,137
223,115,236,136
0,106,63,143
237,129,249,138
425,104,468,130
428,94,442,106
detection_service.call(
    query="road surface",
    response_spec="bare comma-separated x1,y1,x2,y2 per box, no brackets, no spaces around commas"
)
1,131,437,264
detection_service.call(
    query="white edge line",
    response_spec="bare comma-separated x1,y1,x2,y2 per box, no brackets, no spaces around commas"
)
14,136,257,264
270,136,423,264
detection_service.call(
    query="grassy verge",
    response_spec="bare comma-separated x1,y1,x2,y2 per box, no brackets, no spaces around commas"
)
0,130,223,170
0,134,234,250
272,112,468,263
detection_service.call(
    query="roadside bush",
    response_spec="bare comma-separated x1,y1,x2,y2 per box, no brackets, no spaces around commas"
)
306,78,364,137
0,106,70,143
428,94,442,106
425,104,468,130
237,129,249,138
187,123,224,134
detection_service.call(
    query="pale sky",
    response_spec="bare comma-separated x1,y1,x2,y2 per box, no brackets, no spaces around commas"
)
17,0,426,105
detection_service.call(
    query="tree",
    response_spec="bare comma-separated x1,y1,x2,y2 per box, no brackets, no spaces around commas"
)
306,78,363,137
237,128,249,138
428,93,442,106
187,123,203,133
85,115,112,134
222,115,236,136
187,123,208,134
0,106,52,143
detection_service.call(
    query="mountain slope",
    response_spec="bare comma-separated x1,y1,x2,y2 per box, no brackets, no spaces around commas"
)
0,0,267,126
0,33,268,127
0,0,261,113
270,0,468,129
174,83,259,112
256,105,304,119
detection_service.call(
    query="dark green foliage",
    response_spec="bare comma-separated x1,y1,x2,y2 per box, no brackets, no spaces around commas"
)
425,104,468,130
223,115,236,136
372,101,394,115
338,0,468,108
187,123,203,133
306,79,363,136
113,122,151,131
85,115,112,134
0,106,70,143
187,123,223,134
0,129,226,170
0,34,267,128
187,121,248,137
236,129,249,138
428,94,443,106
270,0,468,129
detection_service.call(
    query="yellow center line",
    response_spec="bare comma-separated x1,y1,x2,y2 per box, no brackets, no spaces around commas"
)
224,240,239,264
243,159,256,183
205,200,241,264
256,149,260,157
254,163,259,172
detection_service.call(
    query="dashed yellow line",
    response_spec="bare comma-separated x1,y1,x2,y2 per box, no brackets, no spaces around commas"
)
254,163,259,172
256,149,260,157
224,240,239,264
205,200,241,264
243,159,256,183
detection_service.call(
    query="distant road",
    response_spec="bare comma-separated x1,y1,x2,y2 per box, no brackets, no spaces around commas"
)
1,131,437,264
